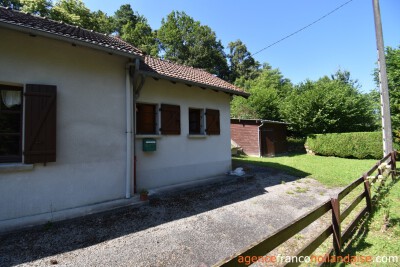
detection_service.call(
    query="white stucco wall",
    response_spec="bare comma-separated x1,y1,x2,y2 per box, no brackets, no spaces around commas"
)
0,28,129,223
0,27,233,229
135,78,232,189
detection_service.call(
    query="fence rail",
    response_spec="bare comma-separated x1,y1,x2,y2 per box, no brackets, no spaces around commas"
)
215,151,397,267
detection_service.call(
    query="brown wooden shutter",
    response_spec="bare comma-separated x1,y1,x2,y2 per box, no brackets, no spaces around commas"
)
206,109,220,135
160,104,180,135
137,103,156,134
24,84,57,164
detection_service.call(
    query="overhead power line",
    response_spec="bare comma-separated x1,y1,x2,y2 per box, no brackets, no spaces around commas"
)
251,0,355,57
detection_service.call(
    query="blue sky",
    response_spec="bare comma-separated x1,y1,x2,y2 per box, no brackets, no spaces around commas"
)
83,0,399,92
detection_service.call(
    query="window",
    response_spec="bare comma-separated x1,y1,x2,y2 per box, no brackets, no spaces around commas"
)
160,104,180,135
188,108,204,135
136,103,157,135
205,109,220,135
0,85,23,163
0,83,57,164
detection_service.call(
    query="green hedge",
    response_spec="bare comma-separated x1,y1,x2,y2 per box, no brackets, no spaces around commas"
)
305,132,383,159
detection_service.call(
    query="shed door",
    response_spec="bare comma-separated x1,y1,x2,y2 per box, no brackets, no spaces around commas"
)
261,129,275,157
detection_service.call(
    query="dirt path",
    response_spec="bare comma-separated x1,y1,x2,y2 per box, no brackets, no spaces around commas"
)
0,164,340,267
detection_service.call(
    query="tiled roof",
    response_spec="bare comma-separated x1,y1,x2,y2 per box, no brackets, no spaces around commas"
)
0,6,143,57
140,56,249,97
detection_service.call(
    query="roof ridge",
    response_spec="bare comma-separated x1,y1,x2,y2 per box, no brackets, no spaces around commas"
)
147,55,217,74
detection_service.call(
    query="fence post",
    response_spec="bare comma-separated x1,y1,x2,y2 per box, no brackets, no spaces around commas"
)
363,174,372,211
391,151,397,180
331,197,341,255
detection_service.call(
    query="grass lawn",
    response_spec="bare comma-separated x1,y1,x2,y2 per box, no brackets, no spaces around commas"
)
233,153,377,187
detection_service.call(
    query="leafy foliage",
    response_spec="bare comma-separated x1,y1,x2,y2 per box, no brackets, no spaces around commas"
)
0,0,21,9
374,46,400,143
157,11,229,78
113,4,139,35
90,10,114,34
20,0,51,16
280,70,376,136
231,64,292,120
305,132,383,159
227,40,260,83
121,18,158,56
50,0,93,29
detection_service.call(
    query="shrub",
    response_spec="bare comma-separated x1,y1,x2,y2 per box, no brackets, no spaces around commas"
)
305,132,384,159
287,137,306,153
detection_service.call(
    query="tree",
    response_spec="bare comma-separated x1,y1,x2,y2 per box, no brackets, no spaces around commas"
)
0,0,21,9
113,4,158,55
374,46,400,143
113,4,138,36
19,0,51,16
157,11,229,78
121,18,158,56
227,40,260,83
281,70,376,136
50,0,93,29
231,64,292,120
90,10,114,34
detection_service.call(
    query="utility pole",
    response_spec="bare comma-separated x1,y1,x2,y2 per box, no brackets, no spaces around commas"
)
372,0,393,156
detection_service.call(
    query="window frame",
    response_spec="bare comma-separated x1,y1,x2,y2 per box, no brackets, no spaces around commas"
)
188,108,205,135
0,84,23,163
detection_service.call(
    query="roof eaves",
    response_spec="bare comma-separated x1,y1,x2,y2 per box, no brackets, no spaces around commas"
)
0,20,143,60
261,119,289,125
231,118,289,125
139,70,250,98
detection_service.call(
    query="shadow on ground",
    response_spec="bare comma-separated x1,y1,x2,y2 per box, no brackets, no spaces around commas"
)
0,163,310,266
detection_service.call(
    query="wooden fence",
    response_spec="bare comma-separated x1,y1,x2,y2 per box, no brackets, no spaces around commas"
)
215,151,397,267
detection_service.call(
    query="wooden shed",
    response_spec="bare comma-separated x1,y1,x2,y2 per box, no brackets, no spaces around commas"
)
231,119,288,157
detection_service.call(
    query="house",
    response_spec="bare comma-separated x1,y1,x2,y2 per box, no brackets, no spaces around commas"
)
0,7,248,232
230,119,288,157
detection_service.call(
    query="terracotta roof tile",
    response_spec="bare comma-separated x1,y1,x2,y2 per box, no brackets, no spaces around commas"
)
0,6,143,57
140,56,249,97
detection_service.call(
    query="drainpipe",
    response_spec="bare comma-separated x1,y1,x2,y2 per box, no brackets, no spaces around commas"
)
258,120,266,158
126,58,144,197
132,60,145,194
125,60,139,198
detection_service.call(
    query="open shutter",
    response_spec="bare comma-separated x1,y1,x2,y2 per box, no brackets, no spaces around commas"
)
206,109,220,135
160,104,180,135
136,103,157,134
24,84,57,164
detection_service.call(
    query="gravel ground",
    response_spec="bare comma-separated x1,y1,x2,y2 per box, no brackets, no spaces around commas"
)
0,164,340,267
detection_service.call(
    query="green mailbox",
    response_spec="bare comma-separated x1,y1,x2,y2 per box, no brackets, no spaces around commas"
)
143,138,156,152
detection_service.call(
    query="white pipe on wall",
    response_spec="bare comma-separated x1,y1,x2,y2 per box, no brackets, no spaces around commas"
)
125,62,135,198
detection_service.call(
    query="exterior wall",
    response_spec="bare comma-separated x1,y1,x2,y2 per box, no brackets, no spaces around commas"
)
230,123,260,156
135,78,232,189
0,28,129,224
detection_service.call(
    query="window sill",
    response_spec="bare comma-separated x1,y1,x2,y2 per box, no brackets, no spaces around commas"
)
135,134,162,139
187,134,207,139
0,163,34,173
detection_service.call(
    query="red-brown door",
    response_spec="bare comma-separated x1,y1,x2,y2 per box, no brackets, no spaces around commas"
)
261,129,275,157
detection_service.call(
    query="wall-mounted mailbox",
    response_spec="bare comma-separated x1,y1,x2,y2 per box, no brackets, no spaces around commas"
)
143,138,156,152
